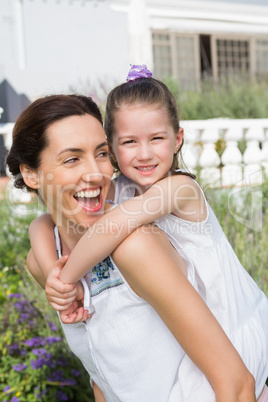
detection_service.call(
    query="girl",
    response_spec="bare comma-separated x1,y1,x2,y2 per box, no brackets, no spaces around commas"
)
27,67,268,401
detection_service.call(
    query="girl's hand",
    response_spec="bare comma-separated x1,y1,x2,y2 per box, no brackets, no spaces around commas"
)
45,256,81,310
59,302,91,324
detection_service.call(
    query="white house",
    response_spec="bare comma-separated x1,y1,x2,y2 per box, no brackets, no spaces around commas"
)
0,0,268,101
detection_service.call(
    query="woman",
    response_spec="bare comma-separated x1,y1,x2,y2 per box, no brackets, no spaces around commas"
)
6,94,255,402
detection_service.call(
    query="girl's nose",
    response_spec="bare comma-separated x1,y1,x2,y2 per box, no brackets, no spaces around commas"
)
137,143,153,161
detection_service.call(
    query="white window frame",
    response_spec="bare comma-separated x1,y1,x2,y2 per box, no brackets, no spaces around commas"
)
152,30,200,87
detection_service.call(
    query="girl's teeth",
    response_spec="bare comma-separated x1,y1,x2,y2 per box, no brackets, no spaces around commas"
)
137,166,155,171
75,188,101,198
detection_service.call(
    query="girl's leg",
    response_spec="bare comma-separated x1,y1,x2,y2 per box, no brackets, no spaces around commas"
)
93,383,106,402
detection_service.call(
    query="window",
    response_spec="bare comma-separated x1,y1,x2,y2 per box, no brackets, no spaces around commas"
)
256,40,268,78
153,33,172,78
153,31,268,84
215,39,250,77
152,32,199,90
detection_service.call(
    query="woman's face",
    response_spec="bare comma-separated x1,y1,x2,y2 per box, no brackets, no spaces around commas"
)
37,114,113,231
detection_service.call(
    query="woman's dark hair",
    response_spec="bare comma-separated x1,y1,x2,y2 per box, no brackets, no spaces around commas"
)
6,94,103,193
105,77,194,178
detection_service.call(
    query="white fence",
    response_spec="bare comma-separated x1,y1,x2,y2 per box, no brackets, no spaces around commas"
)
1,118,268,189
181,118,268,188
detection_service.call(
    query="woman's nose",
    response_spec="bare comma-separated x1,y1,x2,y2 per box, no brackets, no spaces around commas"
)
81,160,103,183
82,171,103,184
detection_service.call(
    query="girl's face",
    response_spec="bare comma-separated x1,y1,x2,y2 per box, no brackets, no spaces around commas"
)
30,114,113,230
110,104,183,191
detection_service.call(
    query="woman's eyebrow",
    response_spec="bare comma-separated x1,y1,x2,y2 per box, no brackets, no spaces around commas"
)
96,142,108,150
57,142,108,156
57,147,83,156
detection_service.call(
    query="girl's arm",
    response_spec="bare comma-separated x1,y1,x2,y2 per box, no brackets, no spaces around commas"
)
112,225,256,402
60,174,201,283
27,243,89,322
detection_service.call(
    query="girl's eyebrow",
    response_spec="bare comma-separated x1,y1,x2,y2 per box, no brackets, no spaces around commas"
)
118,131,168,140
57,142,108,156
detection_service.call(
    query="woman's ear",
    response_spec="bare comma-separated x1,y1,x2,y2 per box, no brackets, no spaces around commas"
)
20,164,40,189
174,127,184,154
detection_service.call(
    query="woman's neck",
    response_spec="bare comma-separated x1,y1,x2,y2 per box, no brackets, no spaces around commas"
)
57,225,83,255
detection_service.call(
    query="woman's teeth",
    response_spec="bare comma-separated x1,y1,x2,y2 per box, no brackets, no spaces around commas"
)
75,188,100,198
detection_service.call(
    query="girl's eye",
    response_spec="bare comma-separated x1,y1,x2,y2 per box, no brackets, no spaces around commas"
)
152,136,164,141
122,140,135,145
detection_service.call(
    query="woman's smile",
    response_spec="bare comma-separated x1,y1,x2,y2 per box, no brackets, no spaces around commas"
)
74,186,102,212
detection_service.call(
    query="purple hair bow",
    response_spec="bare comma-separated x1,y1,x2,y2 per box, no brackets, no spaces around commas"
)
126,64,152,82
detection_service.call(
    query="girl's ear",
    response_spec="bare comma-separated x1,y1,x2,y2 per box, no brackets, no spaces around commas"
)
174,127,184,154
20,164,40,189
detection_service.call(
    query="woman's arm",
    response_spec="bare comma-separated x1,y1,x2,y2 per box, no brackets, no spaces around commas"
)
111,226,255,402
60,175,203,283
29,213,58,279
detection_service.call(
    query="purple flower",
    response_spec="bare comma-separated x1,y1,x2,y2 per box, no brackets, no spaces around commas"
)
31,350,54,370
65,378,77,386
71,368,80,377
8,343,19,355
32,348,48,356
31,358,43,370
25,336,45,347
12,363,27,372
3,385,12,393
56,390,68,401
8,293,21,299
48,321,57,331
46,336,62,345
10,397,20,402
48,370,65,382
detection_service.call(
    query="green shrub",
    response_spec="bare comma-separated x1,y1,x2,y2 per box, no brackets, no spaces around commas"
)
0,292,94,402
205,178,268,295
164,75,268,120
0,198,94,401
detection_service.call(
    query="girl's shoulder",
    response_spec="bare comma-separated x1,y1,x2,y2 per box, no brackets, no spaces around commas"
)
164,174,207,222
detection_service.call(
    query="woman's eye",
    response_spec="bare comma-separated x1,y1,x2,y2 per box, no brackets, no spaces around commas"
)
64,157,78,164
97,151,109,158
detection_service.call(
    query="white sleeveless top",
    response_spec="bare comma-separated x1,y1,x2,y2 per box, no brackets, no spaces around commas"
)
56,205,200,400
114,175,268,400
